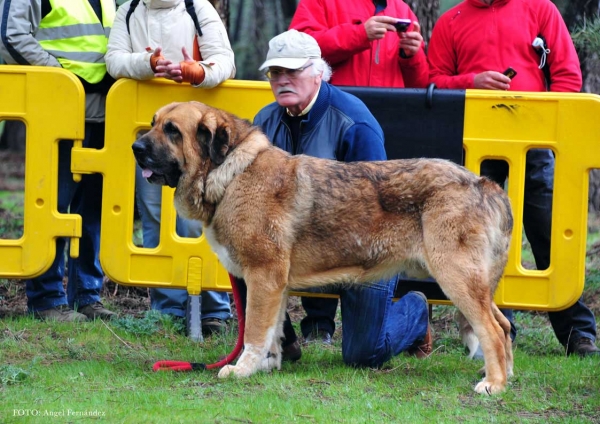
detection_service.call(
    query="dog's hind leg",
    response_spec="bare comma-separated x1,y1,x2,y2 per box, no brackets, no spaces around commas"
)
218,266,288,379
491,302,513,377
434,270,507,394
456,304,513,378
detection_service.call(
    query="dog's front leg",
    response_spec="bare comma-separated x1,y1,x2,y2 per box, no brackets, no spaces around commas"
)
218,268,288,379
259,292,289,372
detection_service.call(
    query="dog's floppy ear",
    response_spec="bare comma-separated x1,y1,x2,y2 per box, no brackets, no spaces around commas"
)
196,122,212,160
210,124,230,165
195,121,230,165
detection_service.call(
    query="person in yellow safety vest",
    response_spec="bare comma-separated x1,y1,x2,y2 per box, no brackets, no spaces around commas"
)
0,0,118,322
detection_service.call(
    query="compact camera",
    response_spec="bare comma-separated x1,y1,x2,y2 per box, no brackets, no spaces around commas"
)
394,19,411,32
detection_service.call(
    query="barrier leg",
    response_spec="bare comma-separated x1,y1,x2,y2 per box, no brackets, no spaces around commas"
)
186,295,203,342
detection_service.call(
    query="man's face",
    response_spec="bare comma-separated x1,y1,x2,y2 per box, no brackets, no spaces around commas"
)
267,62,322,115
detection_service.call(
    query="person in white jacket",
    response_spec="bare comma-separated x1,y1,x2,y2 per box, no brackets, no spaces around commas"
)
106,0,235,336
106,0,235,87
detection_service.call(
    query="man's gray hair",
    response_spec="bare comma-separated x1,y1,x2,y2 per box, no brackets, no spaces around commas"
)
310,59,332,82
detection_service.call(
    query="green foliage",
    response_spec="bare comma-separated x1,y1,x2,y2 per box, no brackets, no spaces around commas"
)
572,16,600,51
112,310,184,336
0,191,23,239
0,364,29,385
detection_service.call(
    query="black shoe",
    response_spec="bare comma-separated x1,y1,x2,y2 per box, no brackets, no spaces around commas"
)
568,337,600,357
201,318,227,336
303,329,332,345
282,341,302,362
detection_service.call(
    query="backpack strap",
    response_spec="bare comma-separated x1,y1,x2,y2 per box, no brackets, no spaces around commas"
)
185,0,203,37
125,0,141,34
41,0,52,19
125,0,203,37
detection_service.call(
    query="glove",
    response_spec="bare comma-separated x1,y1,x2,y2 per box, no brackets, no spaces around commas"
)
150,52,165,72
180,61,206,85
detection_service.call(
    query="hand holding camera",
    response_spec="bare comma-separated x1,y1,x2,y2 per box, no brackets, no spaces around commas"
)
397,20,422,58
473,69,516,90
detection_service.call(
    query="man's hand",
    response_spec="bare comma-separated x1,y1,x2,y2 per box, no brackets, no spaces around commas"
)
473,71,512,90
364,16,399,41
154,46,196,82
398,21,422,58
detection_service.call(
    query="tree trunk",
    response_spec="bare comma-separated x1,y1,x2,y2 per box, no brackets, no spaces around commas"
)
560,0,600,211
208,0,230,28
230,0,292,80
406,0,440,45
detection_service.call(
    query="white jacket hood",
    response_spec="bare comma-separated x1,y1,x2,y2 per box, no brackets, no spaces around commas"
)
143,0,181,9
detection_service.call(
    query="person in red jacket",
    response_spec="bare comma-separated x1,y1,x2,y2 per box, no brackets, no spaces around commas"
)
290,0,428,88
428,0,599,358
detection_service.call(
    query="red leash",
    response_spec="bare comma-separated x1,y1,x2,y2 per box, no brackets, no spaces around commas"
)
152,274,245,372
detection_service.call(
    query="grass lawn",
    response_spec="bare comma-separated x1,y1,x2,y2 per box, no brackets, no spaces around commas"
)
0,310,598,423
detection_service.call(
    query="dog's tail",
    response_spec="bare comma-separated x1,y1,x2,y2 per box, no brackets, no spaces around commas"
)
455,310,480,359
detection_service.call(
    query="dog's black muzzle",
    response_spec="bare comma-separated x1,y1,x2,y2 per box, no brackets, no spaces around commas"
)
131,139,181,188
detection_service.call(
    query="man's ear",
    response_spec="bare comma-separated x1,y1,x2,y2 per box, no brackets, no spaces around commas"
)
209,124,230,165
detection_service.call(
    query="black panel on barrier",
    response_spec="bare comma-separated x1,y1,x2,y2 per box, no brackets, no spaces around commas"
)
339,86,467,301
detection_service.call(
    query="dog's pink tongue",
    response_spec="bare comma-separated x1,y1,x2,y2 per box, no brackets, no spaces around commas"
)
142,169,153,178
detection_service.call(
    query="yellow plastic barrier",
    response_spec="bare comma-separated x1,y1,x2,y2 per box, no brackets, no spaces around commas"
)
0,66,85,278
464,90,600,311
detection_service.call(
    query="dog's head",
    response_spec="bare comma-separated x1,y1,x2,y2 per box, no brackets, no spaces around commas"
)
132,101,249,189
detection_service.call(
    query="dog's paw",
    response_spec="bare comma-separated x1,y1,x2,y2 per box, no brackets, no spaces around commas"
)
474,379,506,395
217,365,236,378
260,352,281,372
217,364,254,379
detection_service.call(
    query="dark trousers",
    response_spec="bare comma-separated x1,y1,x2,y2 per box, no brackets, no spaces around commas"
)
26,124,105,311
482,149,597,346
300,297,337,338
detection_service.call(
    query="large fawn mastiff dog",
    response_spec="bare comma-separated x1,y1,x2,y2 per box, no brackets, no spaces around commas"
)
132,101,514,394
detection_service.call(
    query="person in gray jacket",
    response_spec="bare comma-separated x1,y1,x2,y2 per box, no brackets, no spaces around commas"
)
0,0,117,321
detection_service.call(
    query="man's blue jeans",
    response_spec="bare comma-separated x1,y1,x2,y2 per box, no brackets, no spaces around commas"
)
26,124,105,311
234,277,428,366
135,166,231,320
340,280,429,368
482,149,597,346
